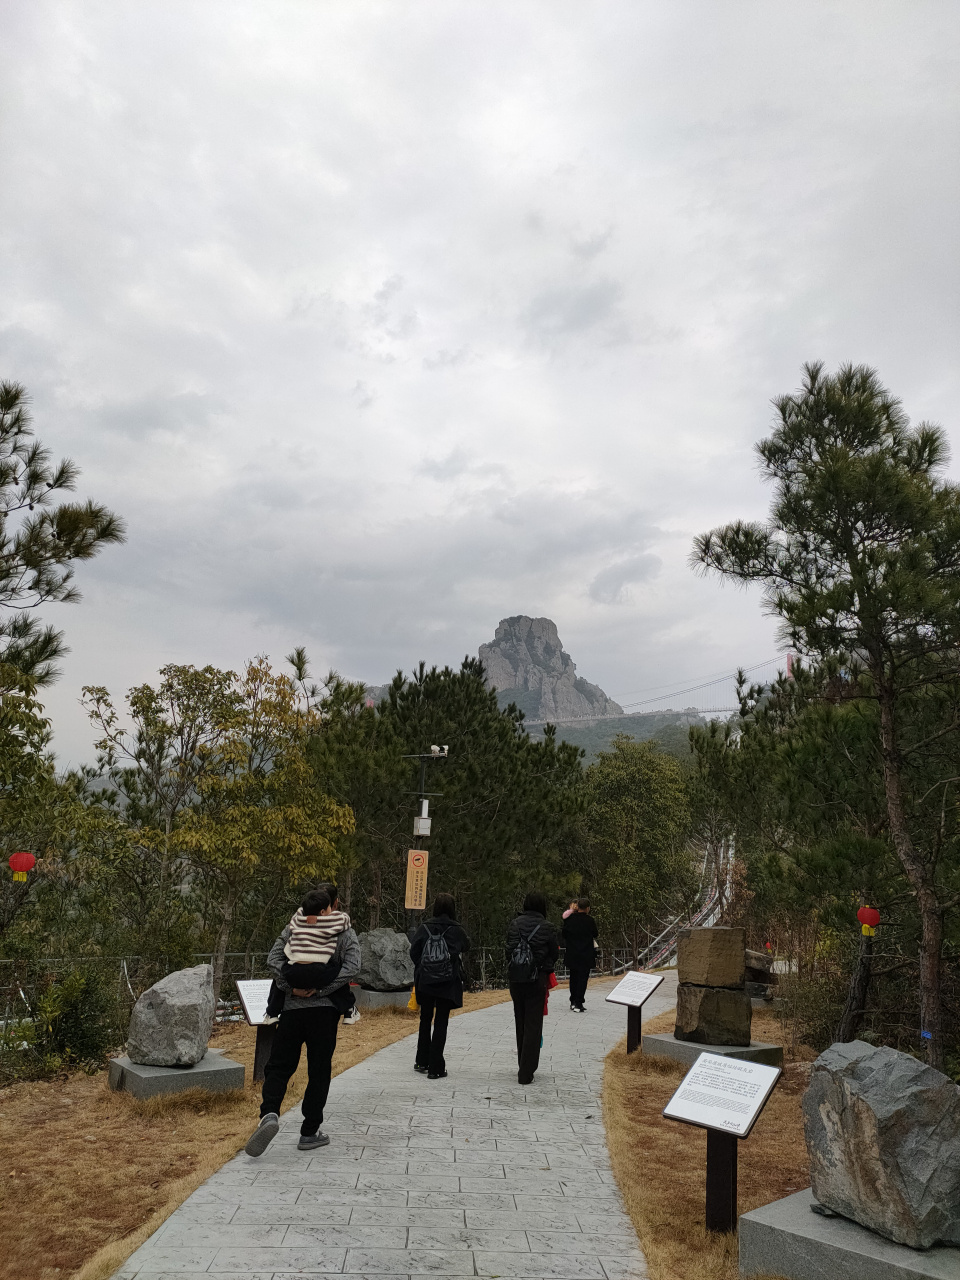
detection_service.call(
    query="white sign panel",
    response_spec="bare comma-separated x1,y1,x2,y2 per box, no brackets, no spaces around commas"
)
236,979,274,1026
605,970,664,1008
663,1052,781,1138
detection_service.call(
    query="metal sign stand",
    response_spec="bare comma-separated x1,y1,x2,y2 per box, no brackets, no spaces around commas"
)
662,1051,781,1236
235,979,278,1083
705,1130,738,1233
626,1005,641,1053
253,1023,277,1082
604,970,664,1054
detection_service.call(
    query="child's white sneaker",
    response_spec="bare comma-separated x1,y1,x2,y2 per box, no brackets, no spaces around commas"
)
343,1007,361,1025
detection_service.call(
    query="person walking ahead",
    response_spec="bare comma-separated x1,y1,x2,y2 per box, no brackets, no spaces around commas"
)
505,891,559,1085
562,896,599,1012
409,892,471,1079
245,881,360,1157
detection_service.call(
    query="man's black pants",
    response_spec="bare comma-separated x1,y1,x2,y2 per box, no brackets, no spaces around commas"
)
510,982,545,1084
260,1006,341,1135
415,996,453,1073
569,966,590,1008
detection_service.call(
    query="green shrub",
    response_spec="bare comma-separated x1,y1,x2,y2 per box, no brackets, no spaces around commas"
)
0,966,122,1084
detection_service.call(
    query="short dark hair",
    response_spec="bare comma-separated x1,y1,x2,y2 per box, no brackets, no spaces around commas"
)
302,889,331,915
433,892,456,919
315,881,339,907
577,896,591,911
523,891,547,916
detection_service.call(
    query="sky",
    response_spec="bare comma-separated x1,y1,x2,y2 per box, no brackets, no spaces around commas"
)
1,1,958,764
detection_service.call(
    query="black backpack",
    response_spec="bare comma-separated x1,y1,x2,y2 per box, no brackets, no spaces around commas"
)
419,923,454,989
508,923,541,984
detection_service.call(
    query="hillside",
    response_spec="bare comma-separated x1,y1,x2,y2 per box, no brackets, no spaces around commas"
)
525,709,703,764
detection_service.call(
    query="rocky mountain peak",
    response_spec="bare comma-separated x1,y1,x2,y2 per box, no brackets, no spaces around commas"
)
478,615,623,722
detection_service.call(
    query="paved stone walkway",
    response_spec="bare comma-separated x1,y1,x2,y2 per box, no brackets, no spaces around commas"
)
117,973,677,1280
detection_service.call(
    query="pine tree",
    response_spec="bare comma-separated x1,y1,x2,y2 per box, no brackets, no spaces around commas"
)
694,363,960,1068
0,383,125,684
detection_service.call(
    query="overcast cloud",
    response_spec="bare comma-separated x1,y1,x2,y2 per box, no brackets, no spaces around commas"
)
1,1,957,762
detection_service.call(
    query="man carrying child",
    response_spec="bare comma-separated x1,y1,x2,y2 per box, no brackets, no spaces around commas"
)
245,881,360,1156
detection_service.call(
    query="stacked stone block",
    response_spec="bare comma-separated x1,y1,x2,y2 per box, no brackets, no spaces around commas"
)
674,925,752,1046
745,947,778,1001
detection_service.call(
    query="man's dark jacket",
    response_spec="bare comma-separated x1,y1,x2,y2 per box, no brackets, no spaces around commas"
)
505,910,560,988
410,914,471,1007
562,911,599,969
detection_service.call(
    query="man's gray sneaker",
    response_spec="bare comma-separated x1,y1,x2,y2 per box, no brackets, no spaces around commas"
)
244,1112,280,1157
298,1130,331,1151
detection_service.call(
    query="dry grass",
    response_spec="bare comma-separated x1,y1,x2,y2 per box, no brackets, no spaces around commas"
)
0,988,511,1280
603,1009,814,1280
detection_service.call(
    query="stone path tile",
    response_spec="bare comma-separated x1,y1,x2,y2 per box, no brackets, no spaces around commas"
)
116,973,676,1280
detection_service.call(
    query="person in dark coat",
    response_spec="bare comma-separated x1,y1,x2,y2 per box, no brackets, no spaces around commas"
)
409,893,471,1079
562,896,599,1012
505,891,560,1085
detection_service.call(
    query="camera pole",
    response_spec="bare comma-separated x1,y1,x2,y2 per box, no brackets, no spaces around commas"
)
403,746,448,937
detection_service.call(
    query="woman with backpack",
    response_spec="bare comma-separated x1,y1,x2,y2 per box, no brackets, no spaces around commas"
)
505,891,560,1085
409,892,471,1080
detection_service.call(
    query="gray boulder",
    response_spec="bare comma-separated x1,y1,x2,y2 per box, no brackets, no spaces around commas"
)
803,1040,960,1249
674,983,752,1045
357,928,415,991
126,964,215,1067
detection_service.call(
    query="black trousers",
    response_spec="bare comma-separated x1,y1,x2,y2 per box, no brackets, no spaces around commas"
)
510,982,545,1083
569,967,590,1008
416,996,453,1073
260,1006,341,1135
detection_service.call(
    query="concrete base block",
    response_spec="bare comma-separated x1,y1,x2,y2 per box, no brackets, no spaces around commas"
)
108,1047,244,1099
354,987,413,1010
740,1189,959,1279
641,1031,783,1068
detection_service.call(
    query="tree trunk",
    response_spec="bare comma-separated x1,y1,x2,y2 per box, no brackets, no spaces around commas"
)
837,933,872,1042
368,862,381,931
340,867,352,912
876,680,945,1070
212,884,239,1008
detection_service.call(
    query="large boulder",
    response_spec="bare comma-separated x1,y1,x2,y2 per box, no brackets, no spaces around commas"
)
357,928,415,991
126,964,215,1067
677,926,746,989
674,983,752,1045
803,1040,960,1249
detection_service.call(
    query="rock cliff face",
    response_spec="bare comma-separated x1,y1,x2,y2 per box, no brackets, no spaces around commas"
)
479,616,623,721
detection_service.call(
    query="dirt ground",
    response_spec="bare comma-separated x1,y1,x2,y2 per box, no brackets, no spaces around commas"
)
0,988,511,1280
602,1008,814,1280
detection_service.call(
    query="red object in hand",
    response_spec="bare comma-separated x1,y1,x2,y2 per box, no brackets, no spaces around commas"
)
8,851,35,882
857,906,880,928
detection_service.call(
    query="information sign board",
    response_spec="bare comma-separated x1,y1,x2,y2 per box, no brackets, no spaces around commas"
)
405,848,429,910
235,978,274,1027
604,970,664,1008
663,1051,781,1138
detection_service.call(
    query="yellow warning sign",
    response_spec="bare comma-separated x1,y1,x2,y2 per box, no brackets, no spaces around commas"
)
405,848,429,910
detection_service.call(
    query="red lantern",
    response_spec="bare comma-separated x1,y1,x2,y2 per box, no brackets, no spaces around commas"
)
8,851,35,883
857,905,880,936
